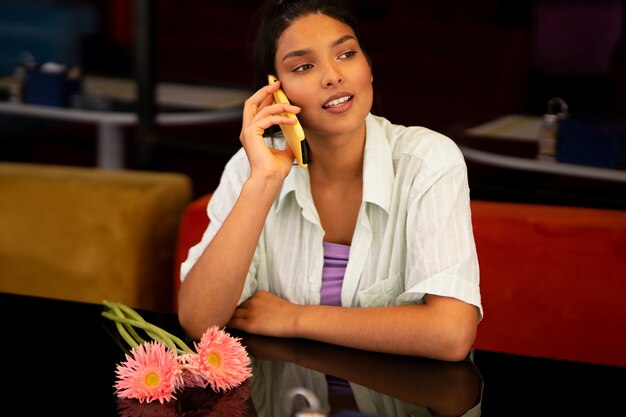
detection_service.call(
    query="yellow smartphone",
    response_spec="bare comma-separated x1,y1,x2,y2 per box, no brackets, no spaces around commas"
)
268,74,308,168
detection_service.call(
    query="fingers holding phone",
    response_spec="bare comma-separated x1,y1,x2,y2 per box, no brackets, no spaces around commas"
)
241,81,298,136
240,81,301,176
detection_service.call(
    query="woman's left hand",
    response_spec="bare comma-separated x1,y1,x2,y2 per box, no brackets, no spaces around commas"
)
227,290,300,337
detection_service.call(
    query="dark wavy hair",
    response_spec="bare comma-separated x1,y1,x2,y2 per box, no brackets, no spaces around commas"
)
251,0,368,91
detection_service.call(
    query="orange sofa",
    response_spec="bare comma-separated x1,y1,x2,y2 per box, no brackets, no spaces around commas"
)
175,194,626,367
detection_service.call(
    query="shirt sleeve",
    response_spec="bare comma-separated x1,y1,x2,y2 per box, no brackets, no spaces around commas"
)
179,148,259,302
397,140,483,320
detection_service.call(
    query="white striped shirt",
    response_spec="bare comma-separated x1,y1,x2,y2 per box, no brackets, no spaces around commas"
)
181,113,482,318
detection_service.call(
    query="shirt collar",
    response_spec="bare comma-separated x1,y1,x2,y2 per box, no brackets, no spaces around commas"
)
277,161,319,221
363,113,394,213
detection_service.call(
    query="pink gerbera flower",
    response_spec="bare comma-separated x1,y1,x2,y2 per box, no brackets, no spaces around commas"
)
115,341,184,404
190,327,252,392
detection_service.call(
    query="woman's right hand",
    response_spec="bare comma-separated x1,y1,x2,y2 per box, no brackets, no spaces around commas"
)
239,81,301,180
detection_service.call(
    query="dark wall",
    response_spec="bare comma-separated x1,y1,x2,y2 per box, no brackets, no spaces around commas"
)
130,0,623,128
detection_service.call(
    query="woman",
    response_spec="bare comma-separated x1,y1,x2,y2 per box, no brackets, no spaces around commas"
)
178,0,482,361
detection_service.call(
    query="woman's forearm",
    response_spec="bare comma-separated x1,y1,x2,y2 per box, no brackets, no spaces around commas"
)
178,175,283,339
293,296,478,361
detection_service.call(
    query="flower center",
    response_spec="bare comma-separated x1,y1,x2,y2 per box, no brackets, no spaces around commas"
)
145,372,160,387
207,352,221,367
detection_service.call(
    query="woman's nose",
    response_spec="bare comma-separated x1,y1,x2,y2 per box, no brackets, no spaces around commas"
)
322,62,343,87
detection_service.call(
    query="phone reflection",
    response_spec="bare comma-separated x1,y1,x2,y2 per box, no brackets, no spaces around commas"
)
238,332,483,417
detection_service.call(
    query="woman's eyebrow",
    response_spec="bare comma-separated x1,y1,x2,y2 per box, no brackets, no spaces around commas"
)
331,34,356,48
281,34,357,62
282,48,310,62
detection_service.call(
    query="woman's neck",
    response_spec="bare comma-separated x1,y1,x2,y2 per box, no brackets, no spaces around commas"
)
306,126,366,182
307,127,365,245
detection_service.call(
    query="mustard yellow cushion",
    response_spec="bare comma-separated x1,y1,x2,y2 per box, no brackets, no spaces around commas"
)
0,162,192,312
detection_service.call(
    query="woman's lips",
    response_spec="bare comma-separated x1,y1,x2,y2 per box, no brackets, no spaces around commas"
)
322,95,353,109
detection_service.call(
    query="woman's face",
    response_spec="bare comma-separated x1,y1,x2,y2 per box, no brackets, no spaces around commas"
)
274,13,373,140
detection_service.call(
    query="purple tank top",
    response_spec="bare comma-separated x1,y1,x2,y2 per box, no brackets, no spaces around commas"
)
321,242,353,396
320,242,350,306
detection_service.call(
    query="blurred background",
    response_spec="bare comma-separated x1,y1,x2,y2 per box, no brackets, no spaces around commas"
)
1,0,625,205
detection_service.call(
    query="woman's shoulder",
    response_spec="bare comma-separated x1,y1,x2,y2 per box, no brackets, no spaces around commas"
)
367,114,465,165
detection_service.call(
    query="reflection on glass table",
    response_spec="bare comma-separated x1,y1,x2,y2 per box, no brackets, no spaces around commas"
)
240,333,482,417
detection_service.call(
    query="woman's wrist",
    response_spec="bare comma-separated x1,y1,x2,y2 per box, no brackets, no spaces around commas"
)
247,166,287,188
242,170,284,198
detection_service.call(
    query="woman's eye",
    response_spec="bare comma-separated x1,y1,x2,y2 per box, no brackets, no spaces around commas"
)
339,51,357,60
294,64,313,72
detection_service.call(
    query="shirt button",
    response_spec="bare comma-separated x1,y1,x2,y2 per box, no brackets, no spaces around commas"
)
308,276,316,283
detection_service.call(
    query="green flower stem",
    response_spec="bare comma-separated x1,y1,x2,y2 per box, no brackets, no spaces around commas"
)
116,302,148,323
104,302,146,345
101,311,193,355
113,319,140,348
108,301,194,355
102,300,194,354
110,304,167,348
102,311,175,351
103,301,179,352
